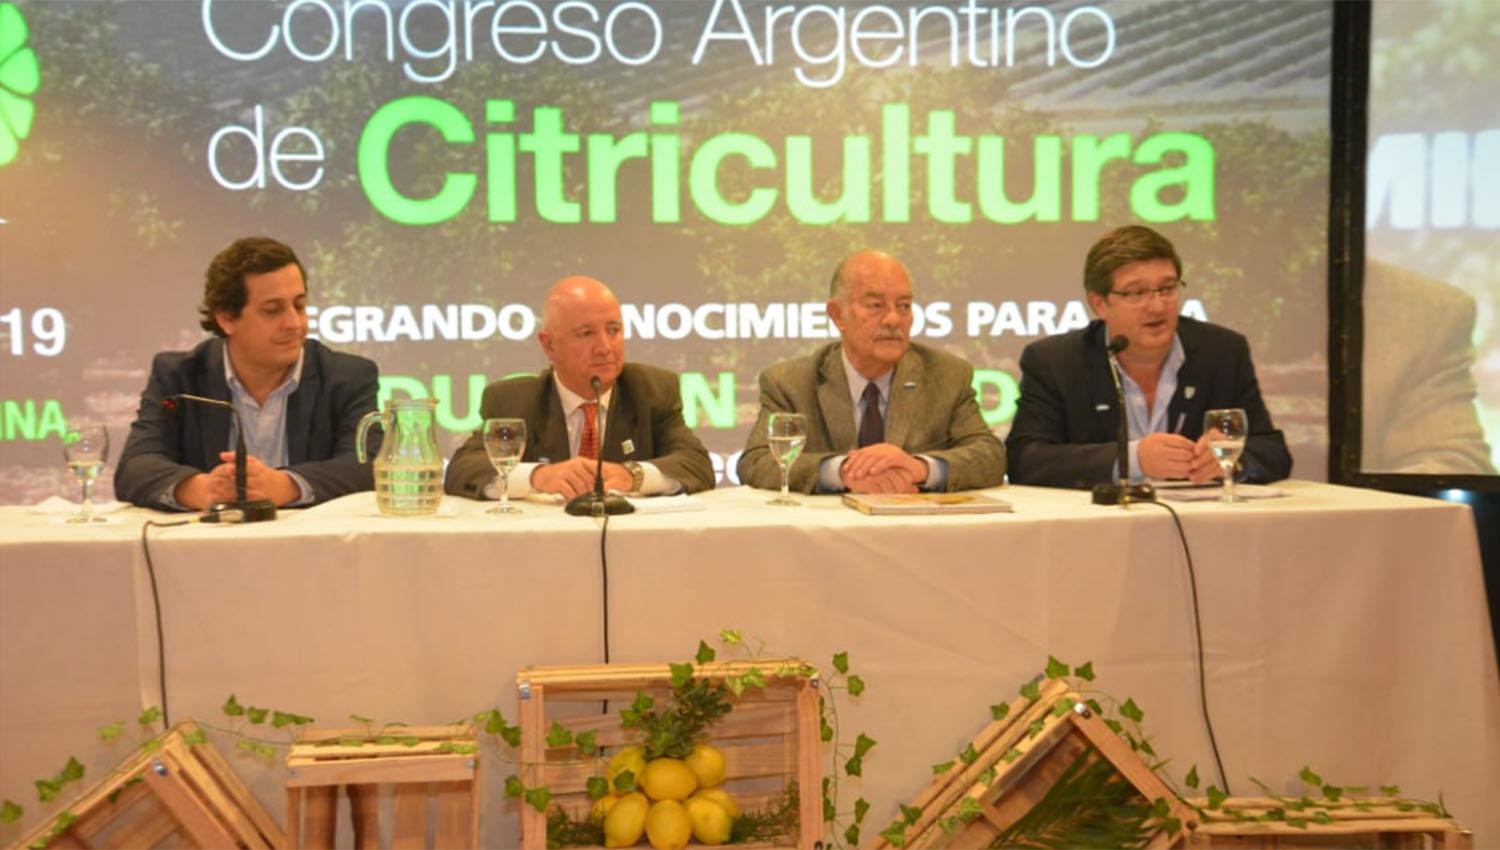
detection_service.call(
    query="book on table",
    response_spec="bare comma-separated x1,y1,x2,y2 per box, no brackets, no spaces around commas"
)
841,492,1013,515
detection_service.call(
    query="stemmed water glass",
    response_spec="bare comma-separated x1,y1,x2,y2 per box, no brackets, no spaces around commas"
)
1204,408,1248,504
483,418,526,515
766,412,806,507
62,420,110,524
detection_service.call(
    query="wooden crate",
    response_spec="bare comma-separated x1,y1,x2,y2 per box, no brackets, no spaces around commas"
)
1187,796,1472,849
874,678,1194,849
284,724,479,850
515,660,822,850
15,720,284,849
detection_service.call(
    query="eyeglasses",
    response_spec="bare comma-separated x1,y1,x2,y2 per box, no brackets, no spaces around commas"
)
1107,280,1186,304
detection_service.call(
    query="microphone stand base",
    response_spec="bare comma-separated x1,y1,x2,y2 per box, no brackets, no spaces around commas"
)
564,493,635,517
206,499,279,523
1091,482,1157,506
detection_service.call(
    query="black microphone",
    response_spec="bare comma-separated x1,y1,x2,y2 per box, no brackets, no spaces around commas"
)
564,376,634,517
1091,335,1156,507
163,393,278,522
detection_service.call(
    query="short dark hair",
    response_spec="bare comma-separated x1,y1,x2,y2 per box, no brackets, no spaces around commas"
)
1083,226,1182,298
199,236,305,336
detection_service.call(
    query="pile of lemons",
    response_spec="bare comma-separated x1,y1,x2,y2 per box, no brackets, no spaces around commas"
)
594,743,740,849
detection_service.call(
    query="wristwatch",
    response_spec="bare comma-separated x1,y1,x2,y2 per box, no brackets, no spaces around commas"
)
623,461,645,495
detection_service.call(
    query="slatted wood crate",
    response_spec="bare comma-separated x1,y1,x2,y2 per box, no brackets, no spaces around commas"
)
515,660,822,849
284,724,478,849
15,720,284,849
873,677,1194,849
1187,796,1472,848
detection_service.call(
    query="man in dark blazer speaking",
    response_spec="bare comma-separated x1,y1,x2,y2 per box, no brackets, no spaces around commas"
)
738,250,1005,494
115,237,379,509
1006,226,1292,488
445,276,714,500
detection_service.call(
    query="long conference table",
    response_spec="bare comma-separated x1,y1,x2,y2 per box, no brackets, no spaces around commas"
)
1,481,1497,848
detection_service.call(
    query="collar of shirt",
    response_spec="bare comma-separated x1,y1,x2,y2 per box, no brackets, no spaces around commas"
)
840,349,894,427
222,346,304,465
1111,329,1186,440
555,378,615,458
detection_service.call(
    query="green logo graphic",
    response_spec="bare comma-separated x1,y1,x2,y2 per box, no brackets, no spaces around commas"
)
0,2,40,166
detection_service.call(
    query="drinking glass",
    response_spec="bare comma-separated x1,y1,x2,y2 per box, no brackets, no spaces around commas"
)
62,420,109,524
1203,408,1248,504
766,412,806,506
482,418,527,515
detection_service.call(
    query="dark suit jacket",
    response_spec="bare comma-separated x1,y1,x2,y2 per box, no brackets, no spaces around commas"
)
114,338,379,508
1006,318,1292,487
444,363,715,497
737,342,1006,493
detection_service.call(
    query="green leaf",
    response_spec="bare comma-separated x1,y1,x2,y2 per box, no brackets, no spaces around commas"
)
844,755,864,777
586,777,609,801
575,730,598,752
1355,801,1374,812
1185,765,1200,789
1,800,22,824
141,740,162,754
959,743,979,765
183,728,207,746
1138,738,1157,758
504,775,525,798
35,779,60,803
669,662,694,689
1119,698,1144,723
931,760,955,775
723,676,745,697
1002,748,1023,763
957,798,982,822
437,742,477,755
990,702,1010,721
843,823,860,846
847,675,866,697
1019,680,1041,700
397,737,420,747
631,692,654,713
1206,786,1228,810
718,629,743,645
1395,802,1416,812
1026,720,1044,739
854,797,870,824
853,733,877,758
1312,811,1334,825
1150,798,1170,818
1075,661,1095,681
1380,785,1401,796
524,787,552,813
246,707,268,725
1085,698,1104,715
977,767,997,785
1345,785,1369,796
741,667,766,689
879,821,908,848
58,757,84,784
375,736,399,746
832,651,849,675
695,640,716,664
1045,656,1070,679
1299,765,1323,788
272,711,313,729
901,804,922,826
1322,785,1343,802
545,722,574,748
1163,816,1182,836
500,725,521,748
613,770,636,793
820,715,834,743
137,706,162,727
822,778,836,823
349,713,375,725
1103,718,1123,734
1051,697,1075,717
939,815,959,833
1286,817,1308,829
98,721,125,742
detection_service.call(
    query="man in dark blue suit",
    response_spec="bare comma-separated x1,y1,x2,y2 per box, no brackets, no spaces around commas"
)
115,237,378,509
1007,226,1292,488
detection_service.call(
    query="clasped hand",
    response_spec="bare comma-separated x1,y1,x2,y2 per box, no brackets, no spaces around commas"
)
530,456,631,499
1137,433,1222,484
840,443,928,494
174,452,300,509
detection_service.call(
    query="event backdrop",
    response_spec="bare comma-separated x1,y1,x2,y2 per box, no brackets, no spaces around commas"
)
0,0,1336,502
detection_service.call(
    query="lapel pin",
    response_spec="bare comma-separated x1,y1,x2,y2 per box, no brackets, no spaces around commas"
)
1184,386,1196,399
621,439,635,455
903,381,916,388
1095,403,1110,412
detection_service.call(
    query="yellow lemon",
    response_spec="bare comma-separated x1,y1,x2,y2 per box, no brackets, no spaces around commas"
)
690,787,741,820
607,745,646,785
686,795,734,845
639,757,698,801
590,792,620,823
684,743,727,788
645,799,692,850
602,792,649,848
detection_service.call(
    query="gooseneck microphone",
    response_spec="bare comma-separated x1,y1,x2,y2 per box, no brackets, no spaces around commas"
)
564,376,634,517
1091,335,1157,507
162,394,278,522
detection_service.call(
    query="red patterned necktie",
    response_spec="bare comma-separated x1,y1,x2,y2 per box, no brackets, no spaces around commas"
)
578,402,599,459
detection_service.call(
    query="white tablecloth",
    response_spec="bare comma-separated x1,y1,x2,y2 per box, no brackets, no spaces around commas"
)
2,482,1496,847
